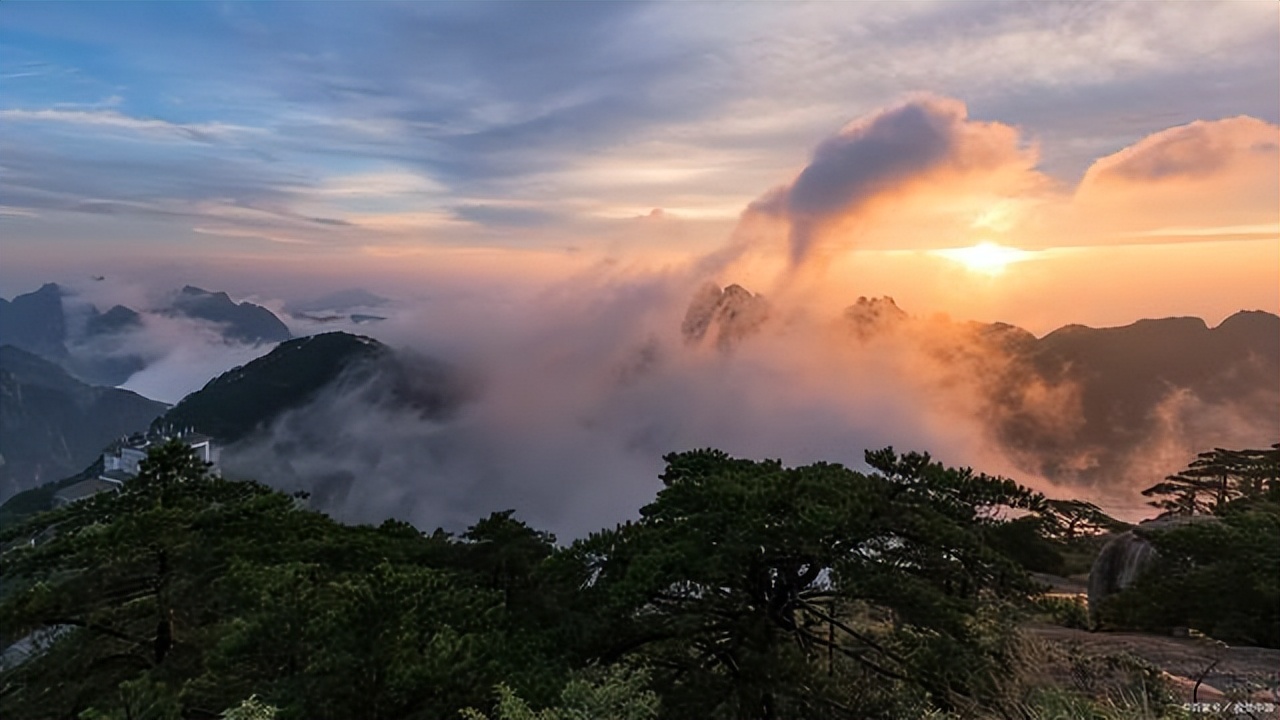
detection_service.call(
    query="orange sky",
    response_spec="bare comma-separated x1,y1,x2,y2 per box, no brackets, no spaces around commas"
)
2,4,1277,334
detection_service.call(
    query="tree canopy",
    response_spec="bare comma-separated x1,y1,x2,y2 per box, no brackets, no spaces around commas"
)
0,440,1252,719
1100,443,1280,647
1140,444,1280,516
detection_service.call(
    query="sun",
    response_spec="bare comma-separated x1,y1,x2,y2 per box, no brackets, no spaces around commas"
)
931,241,1034,275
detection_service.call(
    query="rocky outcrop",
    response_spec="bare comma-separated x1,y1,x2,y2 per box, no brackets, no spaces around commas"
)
168,286,292,344
0,283,67,360
843,296,909,340
1086,516,1220,627
681,283,769,351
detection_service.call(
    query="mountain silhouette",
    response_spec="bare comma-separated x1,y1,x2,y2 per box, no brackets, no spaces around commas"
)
167,286,292,344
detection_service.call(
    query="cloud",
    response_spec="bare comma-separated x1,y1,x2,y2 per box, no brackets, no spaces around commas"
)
1072,116,1280,240
3,2,1275,278
1083,116,1278,184
221,270,1019,537
0,108,253,143
114,319,275,404
451,204,560,228
52,278,282,404
745,97,1039,266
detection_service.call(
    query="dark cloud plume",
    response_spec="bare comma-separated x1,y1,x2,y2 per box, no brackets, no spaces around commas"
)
750,97,1026,265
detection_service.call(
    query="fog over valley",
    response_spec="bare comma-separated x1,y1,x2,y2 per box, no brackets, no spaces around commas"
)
6,262,1273,539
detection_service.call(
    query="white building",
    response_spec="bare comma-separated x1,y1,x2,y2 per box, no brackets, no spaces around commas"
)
99,429,220,485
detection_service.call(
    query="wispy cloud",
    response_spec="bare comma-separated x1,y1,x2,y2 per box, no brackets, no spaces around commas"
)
0,108,257,143
191,226,322,246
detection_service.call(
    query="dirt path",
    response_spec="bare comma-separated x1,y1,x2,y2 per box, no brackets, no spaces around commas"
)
1029,623,1280,708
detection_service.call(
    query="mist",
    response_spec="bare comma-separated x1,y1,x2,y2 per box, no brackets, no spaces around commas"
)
209,98,1274,537
24,97,1273,538
220,267,1014,537
51,279,281,404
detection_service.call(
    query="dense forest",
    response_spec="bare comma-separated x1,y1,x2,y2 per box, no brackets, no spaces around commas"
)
1,441,1276,719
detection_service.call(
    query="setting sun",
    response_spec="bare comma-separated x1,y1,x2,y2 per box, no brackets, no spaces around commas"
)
932,241,1035,275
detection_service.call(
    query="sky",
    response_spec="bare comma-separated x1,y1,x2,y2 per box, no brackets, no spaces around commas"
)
2,1,1278,333
1,1,1278,531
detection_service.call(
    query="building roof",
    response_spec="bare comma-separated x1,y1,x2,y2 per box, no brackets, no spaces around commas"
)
53,479,120,504
99,469,132,484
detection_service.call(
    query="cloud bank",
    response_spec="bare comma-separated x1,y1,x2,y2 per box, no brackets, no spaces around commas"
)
14,97,1273,540
204,99,1276,538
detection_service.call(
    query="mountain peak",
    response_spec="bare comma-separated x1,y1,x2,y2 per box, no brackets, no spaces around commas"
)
843,296,909,339
157,331,468,448
167,286,291,344
681,282,769,350
1216,309,1280,331
159,331,387,442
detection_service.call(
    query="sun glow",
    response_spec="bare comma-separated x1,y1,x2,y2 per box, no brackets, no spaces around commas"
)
932,241,1035,275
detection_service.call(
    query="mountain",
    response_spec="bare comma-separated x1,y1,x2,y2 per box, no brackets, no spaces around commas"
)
1005,310,1280,484
834,297,1280,488
0,283,293,387
843,296,910,340
158,331,466,444
0,283,68,360
84,304,143,337
167,286,292,344
677,283,1278,489
0,345,168,503
64,304,149,386
681,282,770,350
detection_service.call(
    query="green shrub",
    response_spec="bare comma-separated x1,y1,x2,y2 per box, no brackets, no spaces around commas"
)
1033,595,1090,630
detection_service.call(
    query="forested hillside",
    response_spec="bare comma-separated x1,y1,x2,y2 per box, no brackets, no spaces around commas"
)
7,441,1273,719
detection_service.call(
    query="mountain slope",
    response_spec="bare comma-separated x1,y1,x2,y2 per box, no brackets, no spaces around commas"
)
0,283,67,360
678,284,1278,489
158,332,385,443
157,331,467,445
832,297,1280,487
1005,310,1280,483
0,345,168,502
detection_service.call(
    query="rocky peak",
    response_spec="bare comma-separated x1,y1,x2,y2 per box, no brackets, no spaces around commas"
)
681,282,769,350
843,296,908,340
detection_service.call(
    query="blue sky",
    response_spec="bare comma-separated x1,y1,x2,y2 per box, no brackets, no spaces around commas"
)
1,1,1277,314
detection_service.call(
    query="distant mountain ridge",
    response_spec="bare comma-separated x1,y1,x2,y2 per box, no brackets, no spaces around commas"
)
0,345,168,502
1006,309,1279,485
843,297,1278,488
166,286,292,344
678,285,1279,489
0,283,293,387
